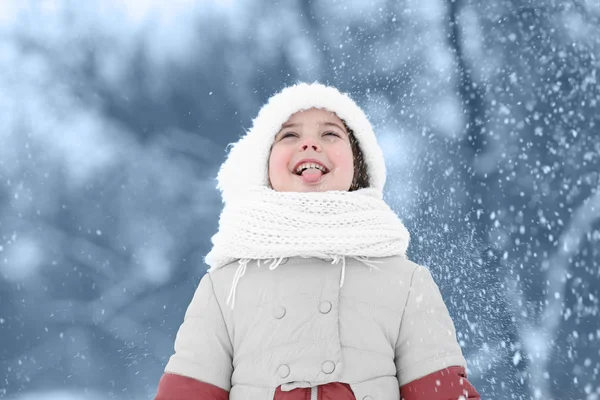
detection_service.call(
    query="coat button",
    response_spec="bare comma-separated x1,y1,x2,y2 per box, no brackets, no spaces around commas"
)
319,301,332,314
273,306,286,319
322,360,336,374
277,364,290,378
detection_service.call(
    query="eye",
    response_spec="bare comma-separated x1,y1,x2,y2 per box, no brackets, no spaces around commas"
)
324,131,340,138
280,132,298,139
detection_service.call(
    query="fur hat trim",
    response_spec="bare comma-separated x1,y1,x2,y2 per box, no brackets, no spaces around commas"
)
216,82,386,202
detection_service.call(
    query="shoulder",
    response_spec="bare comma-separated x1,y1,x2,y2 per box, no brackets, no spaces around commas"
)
371,255,422,281
339,256,422,313
206,260,239,283
202,261,241,305
377,257,440,288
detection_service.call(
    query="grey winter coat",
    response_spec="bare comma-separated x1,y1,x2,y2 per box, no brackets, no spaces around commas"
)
164,256,467,400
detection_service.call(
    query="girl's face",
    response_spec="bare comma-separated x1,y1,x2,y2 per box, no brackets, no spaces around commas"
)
268,108,354,192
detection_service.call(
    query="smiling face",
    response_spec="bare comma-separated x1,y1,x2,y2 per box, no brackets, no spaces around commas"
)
268,108,355,192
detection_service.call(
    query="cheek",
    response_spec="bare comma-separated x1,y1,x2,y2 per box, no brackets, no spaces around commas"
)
330,144,355,176
268,147,291,177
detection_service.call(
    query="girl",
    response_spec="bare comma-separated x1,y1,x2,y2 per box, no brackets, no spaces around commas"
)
155,83,480,400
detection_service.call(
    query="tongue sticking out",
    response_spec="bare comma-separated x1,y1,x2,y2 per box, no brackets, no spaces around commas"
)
300,168,324,184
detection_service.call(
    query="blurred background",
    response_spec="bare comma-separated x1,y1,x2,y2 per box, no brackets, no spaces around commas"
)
1,0,599,399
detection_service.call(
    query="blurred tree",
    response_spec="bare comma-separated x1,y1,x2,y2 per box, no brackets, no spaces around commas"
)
1,1,598,399
449,0,600,398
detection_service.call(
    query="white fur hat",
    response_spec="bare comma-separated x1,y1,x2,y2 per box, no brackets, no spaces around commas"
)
216,82,386,203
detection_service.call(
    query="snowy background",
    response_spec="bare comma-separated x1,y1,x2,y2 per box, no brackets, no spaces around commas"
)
1,0,599,399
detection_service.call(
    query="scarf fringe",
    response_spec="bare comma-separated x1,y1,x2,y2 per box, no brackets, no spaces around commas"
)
205,187,411,273
226,258,250,308
225,256,385,309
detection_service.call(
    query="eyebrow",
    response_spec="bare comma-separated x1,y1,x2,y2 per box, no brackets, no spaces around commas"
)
280,122,299,130
323,121,347,132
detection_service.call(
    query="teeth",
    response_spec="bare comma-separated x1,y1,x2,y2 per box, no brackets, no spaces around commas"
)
295,162,327,174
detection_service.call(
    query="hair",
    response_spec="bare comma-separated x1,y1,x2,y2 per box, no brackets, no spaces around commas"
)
344,124,371,191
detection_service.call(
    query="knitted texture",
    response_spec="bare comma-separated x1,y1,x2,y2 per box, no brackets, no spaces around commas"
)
206,82,411,308
205,186,410,270
205,186,411,308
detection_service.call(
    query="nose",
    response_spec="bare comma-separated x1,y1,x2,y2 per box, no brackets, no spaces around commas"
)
299,136,321,152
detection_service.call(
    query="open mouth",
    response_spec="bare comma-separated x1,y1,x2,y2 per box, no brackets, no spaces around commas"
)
293,162,330,185
293,162,330,175
293,168,330,176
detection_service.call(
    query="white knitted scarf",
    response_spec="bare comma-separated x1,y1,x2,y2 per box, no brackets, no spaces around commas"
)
205,186,411,308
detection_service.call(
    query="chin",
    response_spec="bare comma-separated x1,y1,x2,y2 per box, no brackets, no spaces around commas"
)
271,172,351,192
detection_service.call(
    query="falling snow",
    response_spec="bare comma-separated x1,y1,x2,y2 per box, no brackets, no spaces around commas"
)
0,1,599,399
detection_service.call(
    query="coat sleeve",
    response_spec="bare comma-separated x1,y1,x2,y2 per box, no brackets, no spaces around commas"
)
395,264,469,387
155,272,234,399
155,373,229,400
399,366,481,400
